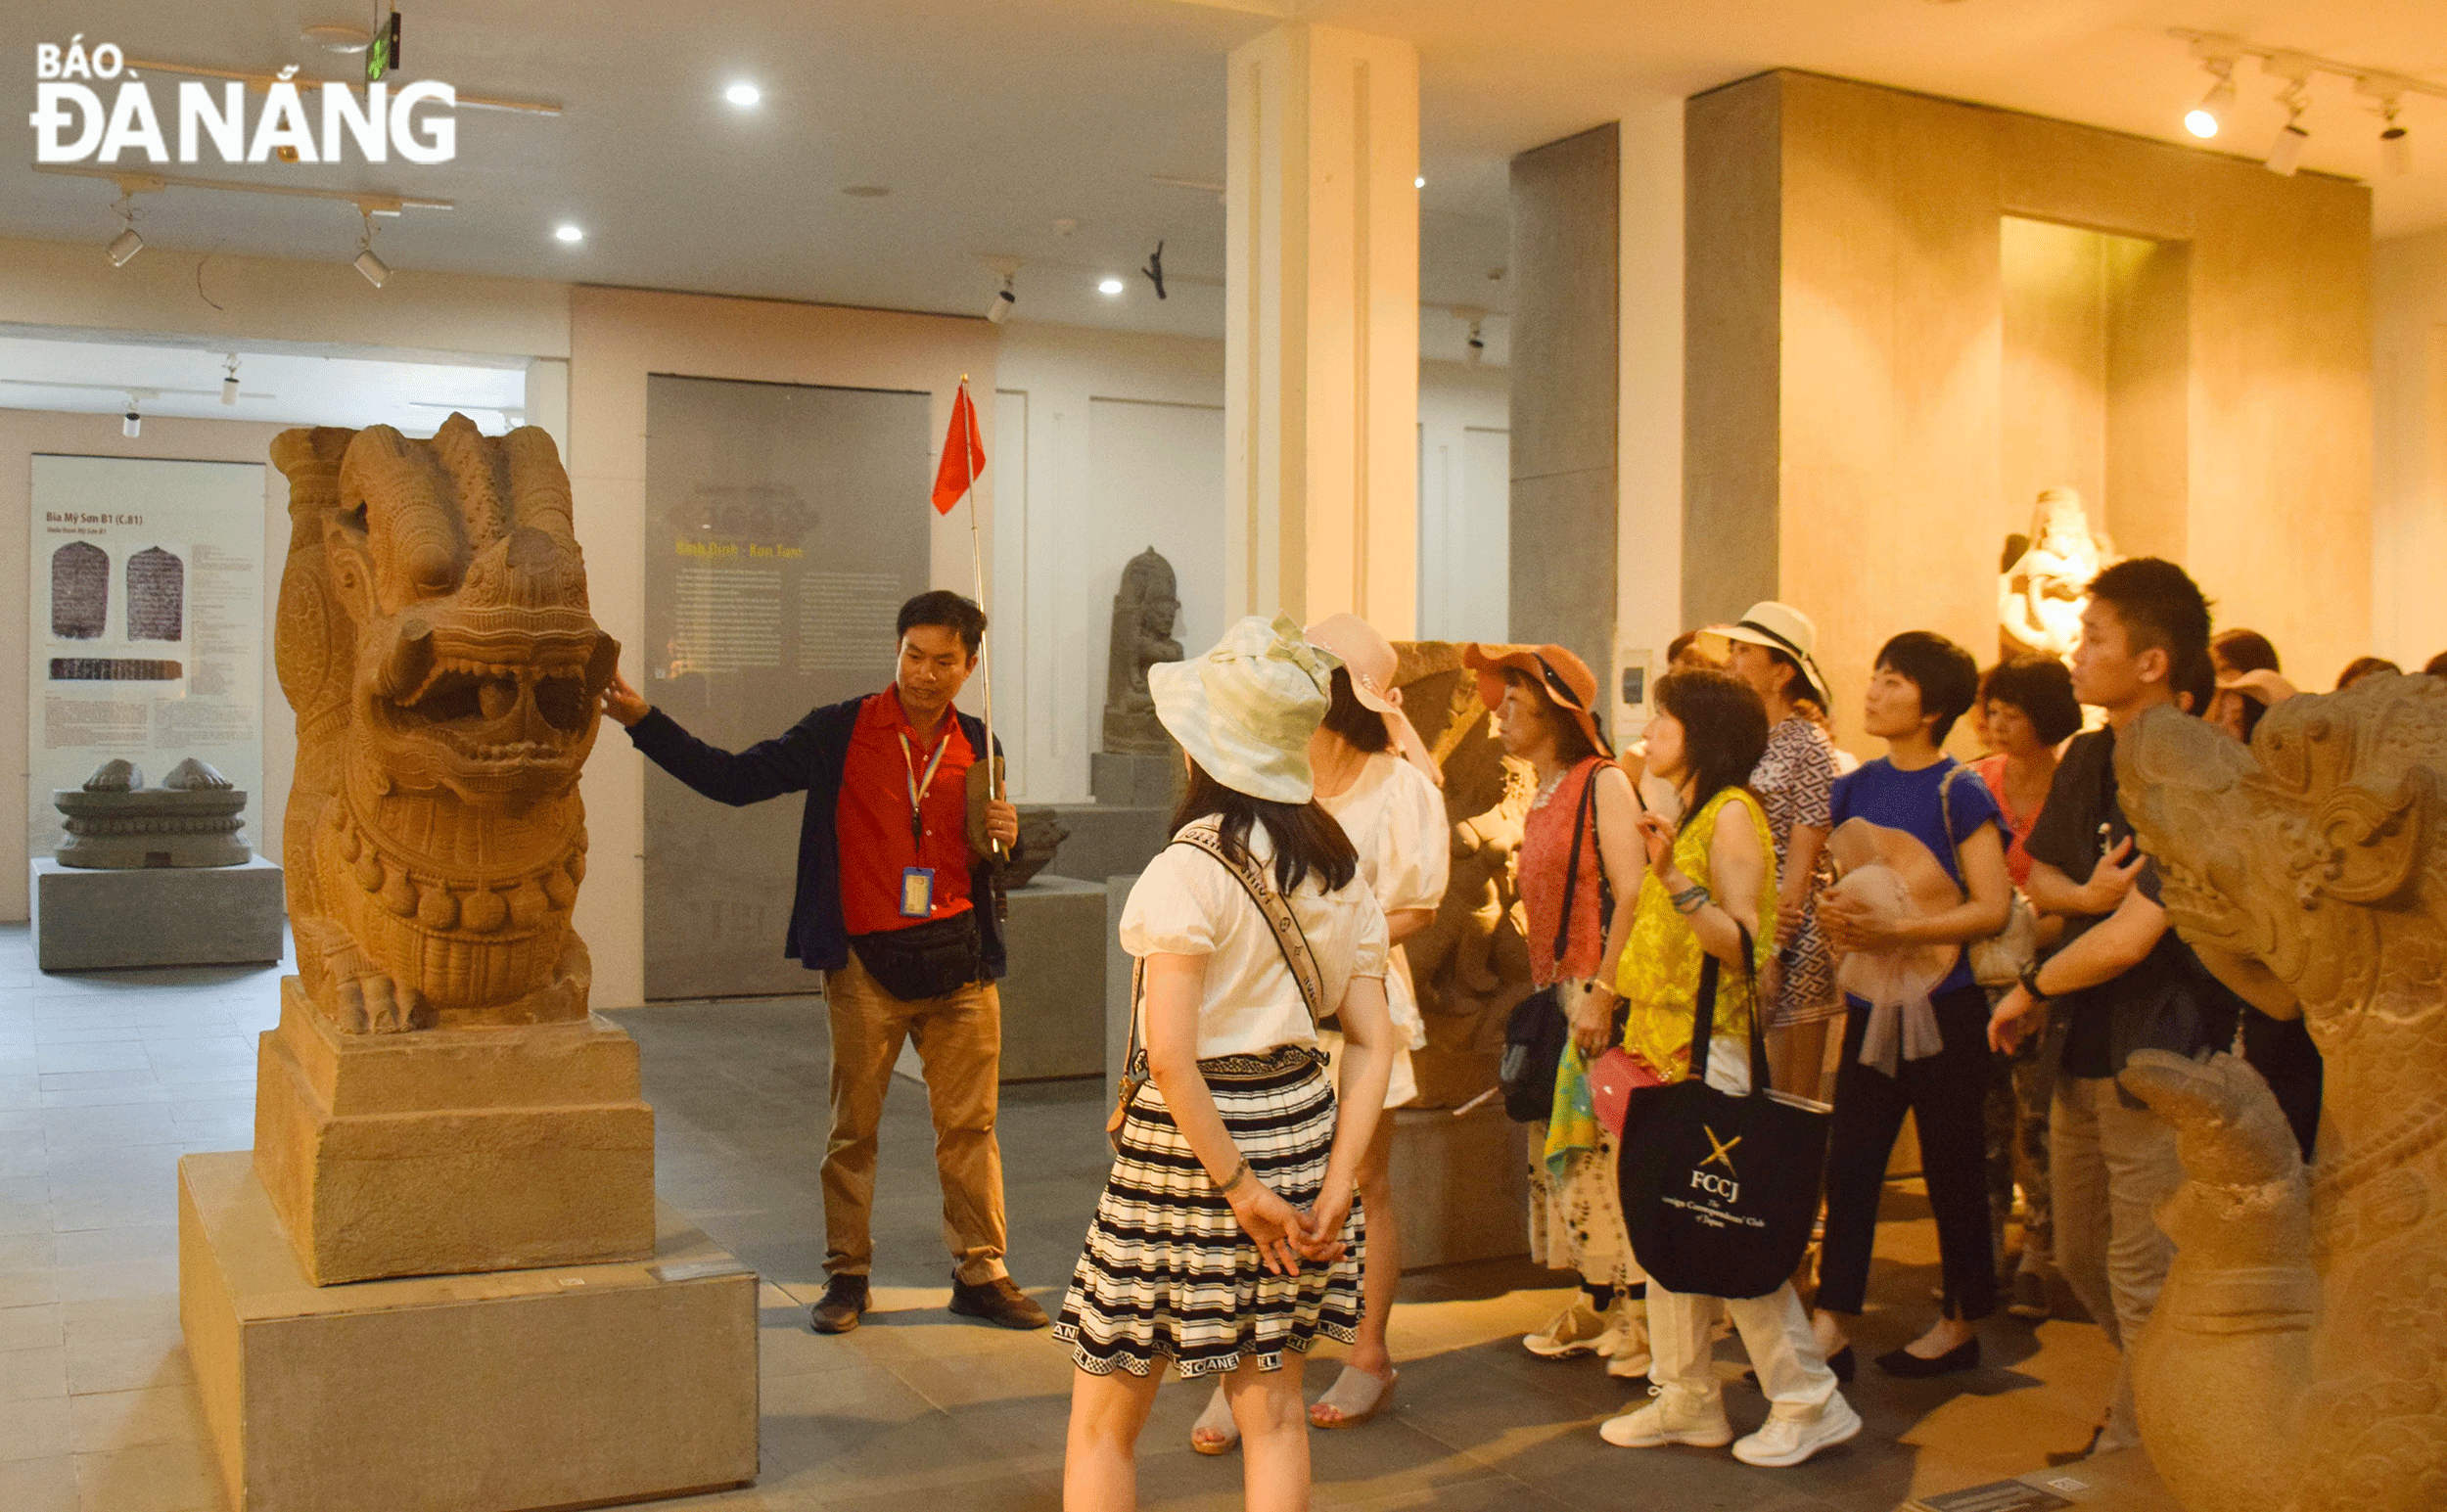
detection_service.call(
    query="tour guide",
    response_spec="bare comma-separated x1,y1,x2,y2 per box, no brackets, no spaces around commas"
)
600,590,1046,1334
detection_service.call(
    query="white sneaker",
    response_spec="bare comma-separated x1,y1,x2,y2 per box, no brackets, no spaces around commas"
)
1731,1394,1863,1467
1523,1301,1608,1358
1599,1386,1733,1448
1596,1298,1651,1379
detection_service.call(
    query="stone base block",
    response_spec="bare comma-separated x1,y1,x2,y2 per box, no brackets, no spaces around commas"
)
998,876,1109,1080
254,980,655,1284
1042,802,1173,884
1387,1101,1530,1269
1091,750,1179,807
180,1152,757,1512
31,855,284,971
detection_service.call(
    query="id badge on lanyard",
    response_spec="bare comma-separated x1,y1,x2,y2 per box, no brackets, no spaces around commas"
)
900,728,951,919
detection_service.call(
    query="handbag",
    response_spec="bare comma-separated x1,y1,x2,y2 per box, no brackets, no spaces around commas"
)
1618,924,1832,1299
1498,767,1617,1122
1940,765,2038,989
1106,825,1329,1155
848,911,984,1001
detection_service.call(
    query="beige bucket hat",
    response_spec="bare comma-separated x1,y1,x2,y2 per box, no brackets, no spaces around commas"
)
1149,615,1342,803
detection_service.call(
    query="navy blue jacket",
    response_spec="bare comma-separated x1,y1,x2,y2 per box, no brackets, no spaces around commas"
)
624,697,1007,979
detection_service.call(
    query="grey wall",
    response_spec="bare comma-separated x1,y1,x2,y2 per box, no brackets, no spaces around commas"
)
1507,124,1620,694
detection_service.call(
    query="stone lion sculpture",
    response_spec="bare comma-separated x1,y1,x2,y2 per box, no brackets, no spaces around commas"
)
2114,675,2447,1512
271,416,618,1033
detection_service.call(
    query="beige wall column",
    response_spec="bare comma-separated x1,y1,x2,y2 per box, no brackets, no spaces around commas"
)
1224,23,1419,633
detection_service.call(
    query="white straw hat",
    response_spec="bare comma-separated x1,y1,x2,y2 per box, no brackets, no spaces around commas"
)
1698,602,1831,708
1149,615,1342,803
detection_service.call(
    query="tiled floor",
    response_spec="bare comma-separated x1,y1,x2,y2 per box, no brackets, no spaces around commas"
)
1,924,2144,1511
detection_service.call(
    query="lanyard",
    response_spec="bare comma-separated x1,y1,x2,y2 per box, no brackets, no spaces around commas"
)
897,728,952,849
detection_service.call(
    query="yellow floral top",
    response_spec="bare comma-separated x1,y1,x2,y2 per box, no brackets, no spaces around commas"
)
1542,786,1777,1178
1615,786,1778,1082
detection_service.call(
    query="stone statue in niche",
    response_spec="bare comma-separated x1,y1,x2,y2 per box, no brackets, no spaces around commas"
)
1101,546,1183,756
50,540,108,640
53,756,251,868
1998,486,2114,661
1380,643,1536,1106
271,415,620,1034
126,546,184,641
2112,678,2447,1512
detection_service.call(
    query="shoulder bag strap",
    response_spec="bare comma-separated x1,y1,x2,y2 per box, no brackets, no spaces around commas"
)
1685,900,1761,1092
1171,828,1329,1032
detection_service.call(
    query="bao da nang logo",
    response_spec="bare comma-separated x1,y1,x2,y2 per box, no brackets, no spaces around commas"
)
29,37,456,164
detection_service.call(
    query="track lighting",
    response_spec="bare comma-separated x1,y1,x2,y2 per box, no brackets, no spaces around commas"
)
122,409,141,438
220,356,241,407
105,191,142,266
1465,320,1485,368
2186,69,2234,138
987,271,1015,325
2265,119,2308,175
2380,100,2413,176
353,209,390,288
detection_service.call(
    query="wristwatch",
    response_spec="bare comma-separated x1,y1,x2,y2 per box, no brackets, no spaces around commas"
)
2018,961,2049,1003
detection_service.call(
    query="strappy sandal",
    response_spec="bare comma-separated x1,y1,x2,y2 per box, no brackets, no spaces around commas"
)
1189,1383,1239,1455
1307,1365,1399,1429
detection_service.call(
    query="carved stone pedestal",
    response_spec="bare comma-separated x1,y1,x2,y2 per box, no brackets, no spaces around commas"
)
180,1153,757,1512
252,980,655,1285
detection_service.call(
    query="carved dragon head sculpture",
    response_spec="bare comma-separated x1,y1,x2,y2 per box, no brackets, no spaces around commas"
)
272,415,617,1032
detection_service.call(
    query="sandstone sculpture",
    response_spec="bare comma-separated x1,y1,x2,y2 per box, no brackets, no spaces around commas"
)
271,416,619,1033
1102,547,1183,756
2114,676,2447,1512
54,756,251,868
1999,486,2112,662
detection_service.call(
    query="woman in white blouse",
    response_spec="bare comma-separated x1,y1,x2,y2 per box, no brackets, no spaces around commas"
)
1187,615,1450,1449
1055,615,1396,1512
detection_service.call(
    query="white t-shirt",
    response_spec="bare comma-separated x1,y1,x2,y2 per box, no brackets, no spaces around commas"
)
1121,817,1391,1060
1316,751,1448,1051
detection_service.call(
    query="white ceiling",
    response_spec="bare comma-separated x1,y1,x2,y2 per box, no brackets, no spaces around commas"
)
1,0,2440,345
0,332,528,433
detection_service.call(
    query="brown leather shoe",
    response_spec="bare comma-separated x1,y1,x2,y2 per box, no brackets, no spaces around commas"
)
810,1274,870,1334
947,1274,1050,1330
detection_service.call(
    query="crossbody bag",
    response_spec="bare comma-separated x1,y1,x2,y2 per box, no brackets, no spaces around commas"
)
1107,825,1330,1154
1939,763,2038,989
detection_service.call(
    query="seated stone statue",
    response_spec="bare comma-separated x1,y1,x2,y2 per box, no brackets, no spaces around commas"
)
1101,547,1182,756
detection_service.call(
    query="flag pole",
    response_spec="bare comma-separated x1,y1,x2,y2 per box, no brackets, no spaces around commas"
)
957,375,1003,858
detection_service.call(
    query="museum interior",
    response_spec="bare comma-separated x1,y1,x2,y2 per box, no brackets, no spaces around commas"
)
3,2,2445,1510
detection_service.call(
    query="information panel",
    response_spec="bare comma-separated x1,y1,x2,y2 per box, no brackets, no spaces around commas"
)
641,378,933,999
25,456,267,863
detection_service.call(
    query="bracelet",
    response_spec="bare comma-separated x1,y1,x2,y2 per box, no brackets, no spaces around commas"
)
1216,1158,1252,1195
2019,961,2049,1003
1671,885,1712,915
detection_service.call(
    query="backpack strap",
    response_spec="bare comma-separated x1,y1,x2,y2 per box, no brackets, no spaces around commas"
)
1170,826,1330,1033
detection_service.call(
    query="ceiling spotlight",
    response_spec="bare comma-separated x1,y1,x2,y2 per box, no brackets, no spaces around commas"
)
1097,276,1125,297
724,82,761,108
2266,120,2309,175
2381,100,2413,176
220,356,241,407
122,409,141,438
554,224,584,244
2186,51,2238,138
353,210,390,289
1414,175,1425,189
105,191,142,267
987,271,1016,325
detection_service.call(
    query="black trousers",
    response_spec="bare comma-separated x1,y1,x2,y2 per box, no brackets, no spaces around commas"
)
1815,984,1998,1322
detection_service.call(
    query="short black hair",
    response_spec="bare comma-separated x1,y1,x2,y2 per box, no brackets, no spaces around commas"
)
2212,628,2281,676
1874,630,1981,745
2087,558,2211,674
2424,650,2447,680
2336,656,2401,691
1319,666,1395,754
897,590,987,659
1983,655,2083,746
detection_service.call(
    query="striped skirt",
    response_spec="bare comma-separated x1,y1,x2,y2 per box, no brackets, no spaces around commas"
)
1055,1044,1364,1379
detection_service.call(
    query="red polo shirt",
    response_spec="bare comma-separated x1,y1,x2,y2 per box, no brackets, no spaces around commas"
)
836,690,978,937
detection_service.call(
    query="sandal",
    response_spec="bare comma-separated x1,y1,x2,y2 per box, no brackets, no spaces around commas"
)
1308,1364,1399,1429
1190,1383,1239,1455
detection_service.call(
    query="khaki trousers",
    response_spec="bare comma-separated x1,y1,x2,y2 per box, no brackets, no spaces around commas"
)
2050,1074,2185,1454
821,948,1008,1285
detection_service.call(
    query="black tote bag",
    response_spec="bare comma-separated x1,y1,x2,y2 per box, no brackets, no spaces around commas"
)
1618,927,1830,1299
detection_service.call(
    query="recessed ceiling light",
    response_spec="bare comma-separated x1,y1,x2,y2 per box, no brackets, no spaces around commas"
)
1414,175,1426,188
1098,277,1126,296
554,224,583,244
724,82,761,108
841,185,892,198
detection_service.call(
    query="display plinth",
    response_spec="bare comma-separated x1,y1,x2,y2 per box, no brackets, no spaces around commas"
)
180,1152,757,1512
32,855,285,971
254,980,655,1284
1388,1101,1529,1269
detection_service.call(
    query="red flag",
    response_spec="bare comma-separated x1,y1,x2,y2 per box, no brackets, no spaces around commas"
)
930,383,986,514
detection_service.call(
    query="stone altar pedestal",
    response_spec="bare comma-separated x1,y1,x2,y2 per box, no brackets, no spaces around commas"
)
253,980,656,1285
179,1152,757,1512
998,876,1111,1080
1388,1102,1529,1268
1090,751,1178,808
31,856,285,971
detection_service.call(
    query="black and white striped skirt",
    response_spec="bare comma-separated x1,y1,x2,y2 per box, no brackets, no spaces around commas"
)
1055,1043,1364,1379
